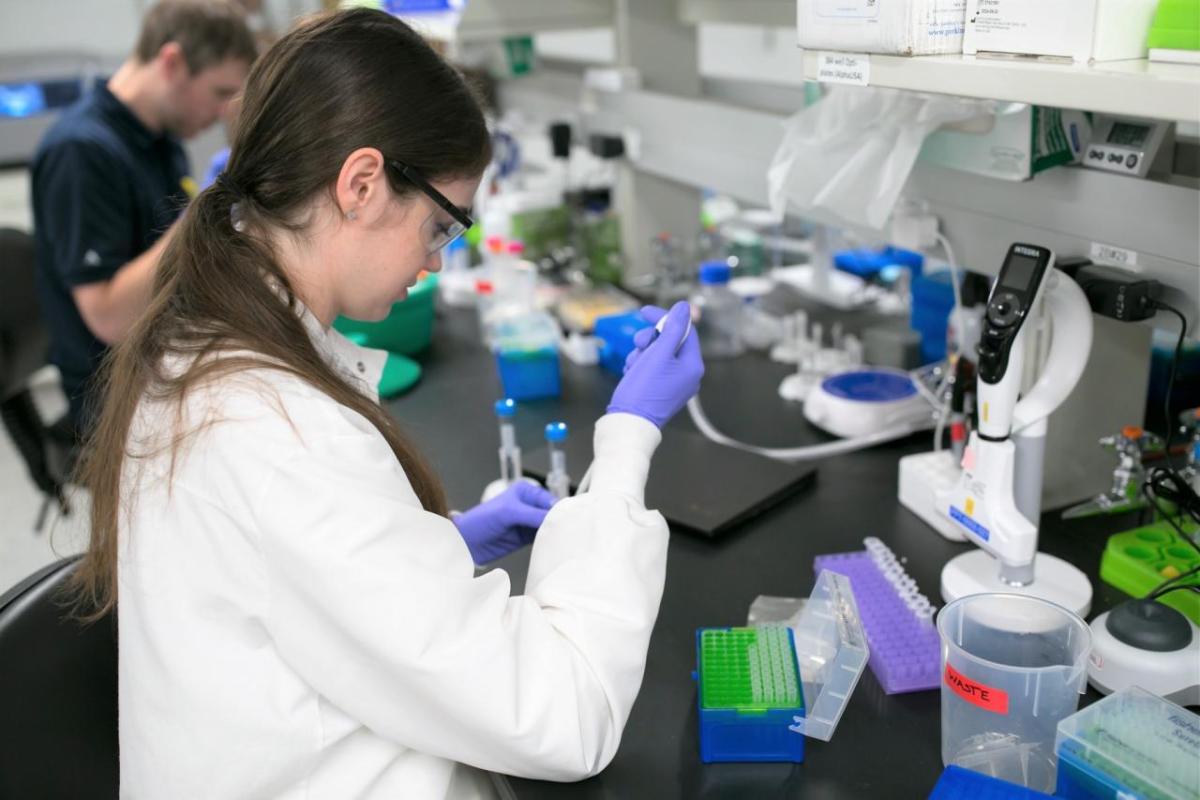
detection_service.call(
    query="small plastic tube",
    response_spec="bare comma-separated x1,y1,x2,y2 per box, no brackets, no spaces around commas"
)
495,399,521,484
545,422,571,500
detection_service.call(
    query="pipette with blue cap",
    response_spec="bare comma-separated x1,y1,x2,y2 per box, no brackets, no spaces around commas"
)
481,398,523,502
545,422,571,500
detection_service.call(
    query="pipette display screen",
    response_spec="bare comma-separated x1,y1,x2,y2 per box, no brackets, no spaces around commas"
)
1000,252,1039,291
1107,122,1149,147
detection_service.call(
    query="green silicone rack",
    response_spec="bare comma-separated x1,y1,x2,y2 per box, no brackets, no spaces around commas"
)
1099,519,1200,625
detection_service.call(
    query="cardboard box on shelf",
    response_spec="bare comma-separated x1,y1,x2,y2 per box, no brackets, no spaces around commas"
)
963,0,1160,62
798,0,967,56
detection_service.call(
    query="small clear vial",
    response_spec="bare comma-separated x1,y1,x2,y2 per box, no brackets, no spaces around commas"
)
495,398,521,485
545,422,570,500
690,261,744,359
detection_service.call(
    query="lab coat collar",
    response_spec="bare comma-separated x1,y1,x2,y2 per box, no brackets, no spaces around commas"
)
294,299,387,402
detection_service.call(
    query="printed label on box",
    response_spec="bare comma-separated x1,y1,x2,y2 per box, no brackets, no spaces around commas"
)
814,0,881,20
1090,242,1141,271
945,663,1009,714
815,52,871,86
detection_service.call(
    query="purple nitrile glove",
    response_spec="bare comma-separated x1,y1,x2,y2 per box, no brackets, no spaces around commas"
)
452,481,559,565
607,301,705,429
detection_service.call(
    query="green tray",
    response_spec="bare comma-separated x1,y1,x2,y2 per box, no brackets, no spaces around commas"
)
1148,0,1200,51
1099,519,1200,625
699,627,801,711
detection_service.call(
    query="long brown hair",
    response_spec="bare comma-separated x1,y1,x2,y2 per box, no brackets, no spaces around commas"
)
69,8,492,619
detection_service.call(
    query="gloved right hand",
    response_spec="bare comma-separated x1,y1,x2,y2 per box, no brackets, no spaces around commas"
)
606,301,704,429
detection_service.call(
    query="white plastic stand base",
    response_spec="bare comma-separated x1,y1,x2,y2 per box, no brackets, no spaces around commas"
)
898,450,967,542
941,549,1093,618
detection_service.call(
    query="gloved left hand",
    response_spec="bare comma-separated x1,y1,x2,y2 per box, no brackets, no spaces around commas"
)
452,481,559,565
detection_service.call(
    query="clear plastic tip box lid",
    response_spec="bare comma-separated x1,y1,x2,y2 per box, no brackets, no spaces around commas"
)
790,569,870,741
1054,686,1200,800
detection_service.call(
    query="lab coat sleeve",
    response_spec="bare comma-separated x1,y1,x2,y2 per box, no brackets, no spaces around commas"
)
253,410,667,781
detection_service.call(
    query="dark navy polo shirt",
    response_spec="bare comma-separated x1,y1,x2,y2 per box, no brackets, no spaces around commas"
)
32,81,191,432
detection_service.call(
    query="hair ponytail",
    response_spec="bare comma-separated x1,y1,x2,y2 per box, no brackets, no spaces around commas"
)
69,8,486,619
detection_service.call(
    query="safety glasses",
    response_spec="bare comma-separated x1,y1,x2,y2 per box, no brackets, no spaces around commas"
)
387,159,473,254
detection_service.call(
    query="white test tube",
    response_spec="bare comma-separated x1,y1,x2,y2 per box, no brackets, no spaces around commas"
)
494,399,521,484
545,422,571,500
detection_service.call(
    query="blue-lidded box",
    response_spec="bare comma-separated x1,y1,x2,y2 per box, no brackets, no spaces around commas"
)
930,766,1055,799
694,572,868,764
911,270,956,364
695,626,805,763
593,311,651,376
493,312,562,401
495,347,560,401
834,246,924,280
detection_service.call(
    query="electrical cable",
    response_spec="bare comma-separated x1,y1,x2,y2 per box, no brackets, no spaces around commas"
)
1146,562,1200,600
1151,300,1189,470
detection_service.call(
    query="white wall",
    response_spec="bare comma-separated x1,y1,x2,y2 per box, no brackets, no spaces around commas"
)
536,23,807,87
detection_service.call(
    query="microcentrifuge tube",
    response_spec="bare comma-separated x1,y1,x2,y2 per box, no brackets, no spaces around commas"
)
545,422,570,500
495,399,521,485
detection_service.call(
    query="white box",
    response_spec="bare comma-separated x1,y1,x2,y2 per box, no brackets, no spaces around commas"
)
919,106,1091,181
963,0,1160,63
798,0,967,56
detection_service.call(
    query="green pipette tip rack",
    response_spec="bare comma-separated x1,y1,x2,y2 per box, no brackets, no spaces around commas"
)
1099,519,1200,625
699,627,801,711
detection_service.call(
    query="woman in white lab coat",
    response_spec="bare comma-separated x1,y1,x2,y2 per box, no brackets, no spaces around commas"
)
69,8,703,800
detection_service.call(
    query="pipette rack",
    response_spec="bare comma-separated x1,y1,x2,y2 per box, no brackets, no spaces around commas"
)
813,537,940,694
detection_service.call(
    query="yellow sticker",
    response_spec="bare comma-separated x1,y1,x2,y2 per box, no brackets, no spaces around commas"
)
982,402,989,424
965,497,975,517
180,176,199,199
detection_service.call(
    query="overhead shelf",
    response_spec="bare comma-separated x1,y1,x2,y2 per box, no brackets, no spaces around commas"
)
802,51,1200,122
677,0,794,27
393,0,612,43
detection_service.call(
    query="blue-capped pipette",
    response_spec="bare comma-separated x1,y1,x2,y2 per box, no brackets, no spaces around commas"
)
545,422,571,500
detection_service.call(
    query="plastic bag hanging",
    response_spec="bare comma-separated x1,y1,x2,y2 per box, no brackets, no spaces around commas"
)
767,86,995,232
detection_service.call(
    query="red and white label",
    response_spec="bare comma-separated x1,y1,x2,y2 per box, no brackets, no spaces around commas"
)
944,664,1009,715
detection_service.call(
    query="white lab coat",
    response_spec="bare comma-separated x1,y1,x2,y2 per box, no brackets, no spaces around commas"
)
116,306,669,799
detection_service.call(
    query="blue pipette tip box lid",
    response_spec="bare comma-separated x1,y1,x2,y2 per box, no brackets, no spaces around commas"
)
1055,686,1200,800
930,766,1055,799
694,571,870,763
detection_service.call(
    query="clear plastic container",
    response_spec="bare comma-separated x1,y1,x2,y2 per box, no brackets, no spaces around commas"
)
690,261,744,359
1055,686,1200,800
789,569,869,741
937,594,1092,793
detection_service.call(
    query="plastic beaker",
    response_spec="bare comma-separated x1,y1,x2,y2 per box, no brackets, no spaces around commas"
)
937,593,1091,792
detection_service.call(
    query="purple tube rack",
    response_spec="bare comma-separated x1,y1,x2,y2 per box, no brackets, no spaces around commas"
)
812,549,941,694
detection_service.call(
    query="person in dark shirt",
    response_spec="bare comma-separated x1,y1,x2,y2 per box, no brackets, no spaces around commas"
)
32,0,256,436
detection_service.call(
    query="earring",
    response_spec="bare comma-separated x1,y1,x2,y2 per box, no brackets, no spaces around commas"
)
345,209,358,221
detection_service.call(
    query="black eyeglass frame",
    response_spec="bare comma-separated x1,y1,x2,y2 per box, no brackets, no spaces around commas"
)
387,159,473,231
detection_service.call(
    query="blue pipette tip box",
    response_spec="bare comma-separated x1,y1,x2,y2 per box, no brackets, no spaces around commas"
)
495,347,560,401
930,766,1055,799
694,626,805,764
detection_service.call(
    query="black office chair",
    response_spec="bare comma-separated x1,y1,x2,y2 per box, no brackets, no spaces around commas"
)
0,557,119,799
0,227,73,530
